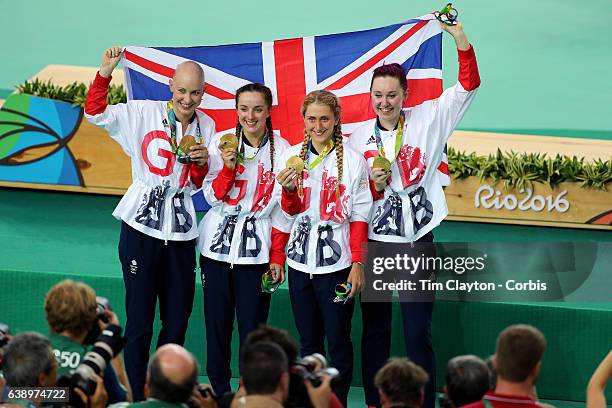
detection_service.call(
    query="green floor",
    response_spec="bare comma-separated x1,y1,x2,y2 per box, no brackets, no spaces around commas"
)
1,188,611,406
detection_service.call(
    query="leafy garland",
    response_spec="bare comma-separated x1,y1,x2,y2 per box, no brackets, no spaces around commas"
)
15,78,126,107
12,80,612,191
448,147,611,191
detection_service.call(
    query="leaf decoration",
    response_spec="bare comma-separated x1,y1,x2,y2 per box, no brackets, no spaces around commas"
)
16,78,126,107
448,147,612,191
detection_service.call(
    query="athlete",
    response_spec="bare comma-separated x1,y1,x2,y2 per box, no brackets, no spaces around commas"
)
346,21,481,408
197,83,291,395
277,90,373,407
84,46,215,400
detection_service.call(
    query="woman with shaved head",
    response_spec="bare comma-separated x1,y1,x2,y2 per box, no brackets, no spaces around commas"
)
84,47,216,400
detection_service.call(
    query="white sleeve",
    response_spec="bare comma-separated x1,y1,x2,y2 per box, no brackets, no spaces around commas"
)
85,101,143,157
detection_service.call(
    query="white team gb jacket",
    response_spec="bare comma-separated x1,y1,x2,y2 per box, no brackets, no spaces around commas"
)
347,46,481,242
197,132,291,265
85,98,216,241
282,143,373,275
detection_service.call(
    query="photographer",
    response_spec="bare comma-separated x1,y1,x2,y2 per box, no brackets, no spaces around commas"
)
2,332,107,408
232,341,288,408
45,280,131,403
242,326,342,408
374,358,428,408
442,355,490,408
110,344,199,408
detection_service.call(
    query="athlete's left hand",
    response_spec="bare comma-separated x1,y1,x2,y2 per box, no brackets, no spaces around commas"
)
190,145,209,166
440,21,470,50
347,262,364,298
269,263,286,284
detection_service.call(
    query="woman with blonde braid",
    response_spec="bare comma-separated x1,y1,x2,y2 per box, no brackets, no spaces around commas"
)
276,90,373,406
197,83,291,395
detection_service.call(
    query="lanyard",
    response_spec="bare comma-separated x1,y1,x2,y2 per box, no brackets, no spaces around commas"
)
304,139,334,171
374,112,405,162
237,129,267,164
166,101,202,155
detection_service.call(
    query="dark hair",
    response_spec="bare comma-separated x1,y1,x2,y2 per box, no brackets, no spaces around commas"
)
370,63,408,93
445,355,491,407
241,341,288,395
496,324,546,382
148,352,198,403
298,90,344,198
375,357,428,407
3,332,54,387
485,355,497,390
235,83,276,170
244,325,298,367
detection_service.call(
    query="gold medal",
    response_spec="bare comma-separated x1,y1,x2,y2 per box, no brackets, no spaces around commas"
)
219,133,239,150
179,135,197,155
373,156,391,172
286,155,305,173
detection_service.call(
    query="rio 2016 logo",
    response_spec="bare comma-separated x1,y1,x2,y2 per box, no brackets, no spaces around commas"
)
475,185,570,213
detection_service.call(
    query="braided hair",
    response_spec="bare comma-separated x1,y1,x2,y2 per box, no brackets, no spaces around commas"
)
234,83,275,170
299,90,343,197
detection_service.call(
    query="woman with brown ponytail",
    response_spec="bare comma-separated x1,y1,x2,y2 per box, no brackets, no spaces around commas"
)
276,89,373,406
196,83,291,396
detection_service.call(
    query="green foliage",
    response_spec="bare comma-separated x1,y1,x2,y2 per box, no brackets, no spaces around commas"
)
15,78,126,107
448,147,612,191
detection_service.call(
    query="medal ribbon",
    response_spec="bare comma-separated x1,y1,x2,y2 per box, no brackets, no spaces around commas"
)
237,129,267,164
334,281,353,304
166,100,202,155
304,139,334,171
374,112,405,161
261,270,281,294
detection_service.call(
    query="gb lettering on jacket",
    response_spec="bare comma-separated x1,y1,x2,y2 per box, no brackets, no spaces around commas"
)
298,169,350,223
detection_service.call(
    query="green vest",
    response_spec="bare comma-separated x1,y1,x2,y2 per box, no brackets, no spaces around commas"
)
49,333,89,376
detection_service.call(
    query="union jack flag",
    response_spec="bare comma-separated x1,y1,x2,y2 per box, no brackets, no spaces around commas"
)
123,13,449,183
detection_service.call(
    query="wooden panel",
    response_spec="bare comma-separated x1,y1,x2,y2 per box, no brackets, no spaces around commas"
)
445,177,611,230
449,131,612,162
67,120,131,190
31,64,125,87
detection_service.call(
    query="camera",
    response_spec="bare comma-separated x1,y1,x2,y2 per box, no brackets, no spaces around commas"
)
186,385,234,408
58,324,126,407
291,353,340,387
82,296,111,345
287,353,340,408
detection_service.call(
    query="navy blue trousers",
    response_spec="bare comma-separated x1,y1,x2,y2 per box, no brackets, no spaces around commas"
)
288,266,354,408
119,222,196,401
200,256,271,395
360,232,437,408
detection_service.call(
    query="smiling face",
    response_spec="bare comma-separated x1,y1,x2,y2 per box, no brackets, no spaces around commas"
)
236,91,271,138
370,75,407,126
169,62,205,121
303,102,338,147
